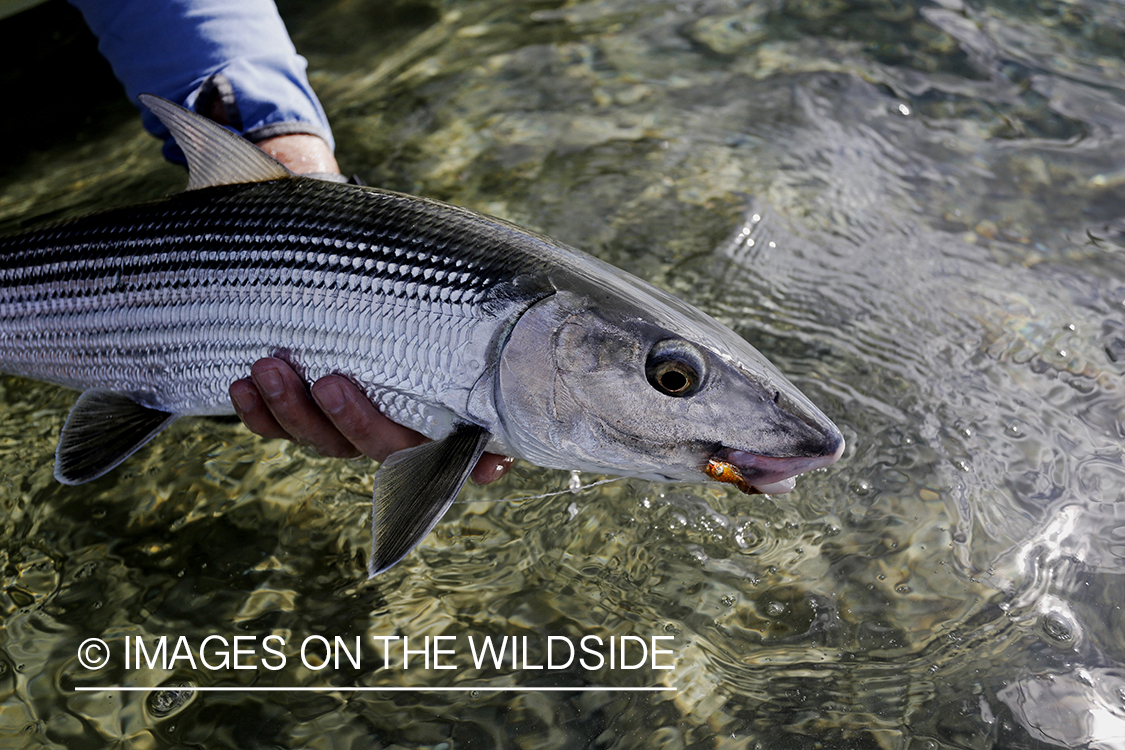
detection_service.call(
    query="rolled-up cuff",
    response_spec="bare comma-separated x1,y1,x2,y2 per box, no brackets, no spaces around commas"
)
156,62,334,164
183,71,333,148
243,120,333,145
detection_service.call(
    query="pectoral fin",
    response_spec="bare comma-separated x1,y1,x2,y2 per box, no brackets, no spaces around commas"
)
55,390,177,485
368,423,491,577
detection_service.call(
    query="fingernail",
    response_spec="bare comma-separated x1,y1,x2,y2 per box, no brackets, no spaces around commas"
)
313,380,345,415
230,384,256,414
256,366,284,398
472,455,515,485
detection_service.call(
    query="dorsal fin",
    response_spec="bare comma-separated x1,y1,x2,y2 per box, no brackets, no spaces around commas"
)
139,94,293,190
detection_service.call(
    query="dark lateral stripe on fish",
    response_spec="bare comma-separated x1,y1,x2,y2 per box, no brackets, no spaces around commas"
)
0,182,510,292
0,249,495,302
0,239,495,288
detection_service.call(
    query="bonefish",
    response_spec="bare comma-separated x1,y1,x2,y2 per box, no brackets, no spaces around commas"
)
0,96,844,574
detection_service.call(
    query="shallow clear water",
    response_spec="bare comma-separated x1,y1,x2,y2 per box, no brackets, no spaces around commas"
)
2,0,1125,747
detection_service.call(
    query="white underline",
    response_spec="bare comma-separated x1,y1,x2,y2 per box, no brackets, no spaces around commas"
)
75,686,674,693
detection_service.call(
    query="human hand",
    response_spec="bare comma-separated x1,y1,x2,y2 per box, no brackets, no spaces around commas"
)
229,359,514,485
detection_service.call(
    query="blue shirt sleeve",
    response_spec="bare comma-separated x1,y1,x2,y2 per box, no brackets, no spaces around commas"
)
69,0,334,163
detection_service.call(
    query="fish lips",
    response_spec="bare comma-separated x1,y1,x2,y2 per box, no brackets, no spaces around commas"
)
707,434,845,495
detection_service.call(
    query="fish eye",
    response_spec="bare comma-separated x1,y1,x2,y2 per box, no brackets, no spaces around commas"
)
646,339,707,397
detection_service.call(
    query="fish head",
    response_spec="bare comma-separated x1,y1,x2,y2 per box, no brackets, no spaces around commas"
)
494,270,844,495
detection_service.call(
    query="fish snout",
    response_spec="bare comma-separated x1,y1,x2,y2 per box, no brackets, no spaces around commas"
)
707,425,845,496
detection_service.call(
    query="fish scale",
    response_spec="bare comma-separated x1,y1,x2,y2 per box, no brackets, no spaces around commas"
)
0,177,532,435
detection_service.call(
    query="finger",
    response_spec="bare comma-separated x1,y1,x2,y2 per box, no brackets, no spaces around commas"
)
311,375,427,463
229,377,292,441
471,453,515,485
251,358,360,458
312,377,516,480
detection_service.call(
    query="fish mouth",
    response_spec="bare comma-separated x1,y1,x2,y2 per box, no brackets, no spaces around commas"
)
706,440,845,496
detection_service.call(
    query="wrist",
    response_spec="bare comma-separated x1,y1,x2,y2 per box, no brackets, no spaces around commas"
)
256,133,340,176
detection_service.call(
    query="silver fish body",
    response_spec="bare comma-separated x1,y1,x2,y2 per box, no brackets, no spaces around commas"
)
0,178,551,443
0,97,844,573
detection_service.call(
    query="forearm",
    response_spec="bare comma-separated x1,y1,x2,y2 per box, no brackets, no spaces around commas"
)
68,0,335,166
